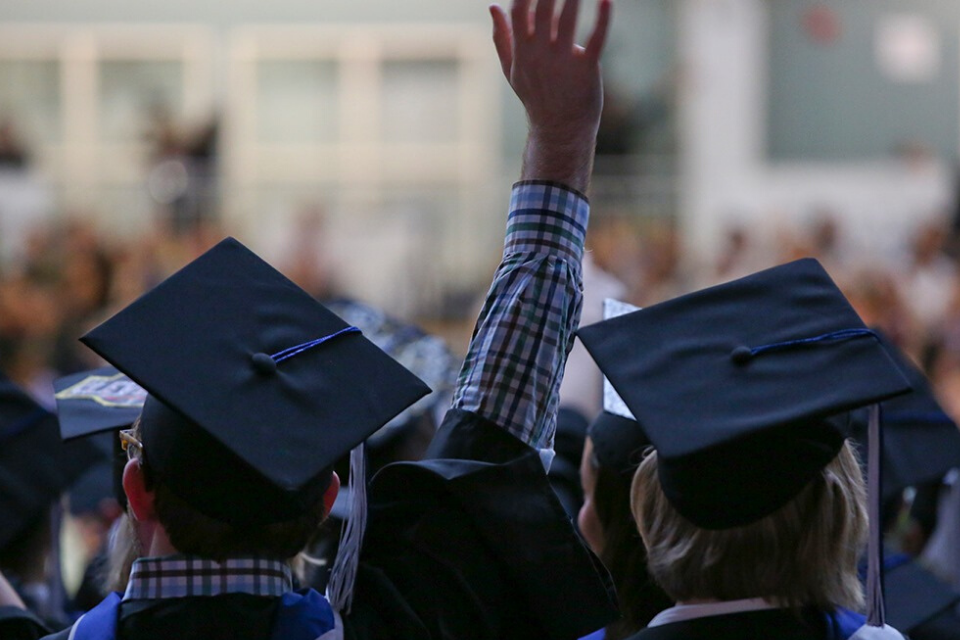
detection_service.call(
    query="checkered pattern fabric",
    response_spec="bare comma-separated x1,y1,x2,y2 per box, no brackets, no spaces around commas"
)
453,180,588,450
123,555,293,601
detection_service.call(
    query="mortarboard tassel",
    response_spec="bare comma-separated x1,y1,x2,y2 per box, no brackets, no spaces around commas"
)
849,404,906,640
865,403,885,627
327,442,367,614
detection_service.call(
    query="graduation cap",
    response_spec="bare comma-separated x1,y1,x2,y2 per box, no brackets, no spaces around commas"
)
0,372,102,549
323,297,459,449
848,332,960,501
54,366,147,511
79,237,431,528
577,258,911,530
55,366,146,444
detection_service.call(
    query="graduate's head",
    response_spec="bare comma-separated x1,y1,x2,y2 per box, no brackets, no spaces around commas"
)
80,237,430,561
578,259,914,607
121,409,338,561
631,438,867,609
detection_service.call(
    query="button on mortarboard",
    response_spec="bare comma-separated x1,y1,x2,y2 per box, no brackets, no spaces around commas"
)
80,237,431,526
577,258,912,529
251,353,277,376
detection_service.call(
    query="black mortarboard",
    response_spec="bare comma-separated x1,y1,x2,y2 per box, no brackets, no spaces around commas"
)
577,258,912,529
0,372,102,548
54,366,146,511
849,333,960,500
322,297,459,449
80,237,431,526
54,366,146,445
588,411,649,475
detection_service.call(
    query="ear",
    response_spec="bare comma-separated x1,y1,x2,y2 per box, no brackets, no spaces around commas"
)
322,471,340,520
122,458,158,522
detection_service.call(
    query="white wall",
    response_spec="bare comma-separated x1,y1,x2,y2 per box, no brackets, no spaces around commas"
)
678,0,952,269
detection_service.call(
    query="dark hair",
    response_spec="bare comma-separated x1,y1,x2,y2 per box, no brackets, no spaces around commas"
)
133,420,330,562
592,451,673,639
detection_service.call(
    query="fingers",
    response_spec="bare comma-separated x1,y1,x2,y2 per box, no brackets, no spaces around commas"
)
556,0,580,47
534,0,557,40
490,4,514,78
585,0,612,61
511,0,532,43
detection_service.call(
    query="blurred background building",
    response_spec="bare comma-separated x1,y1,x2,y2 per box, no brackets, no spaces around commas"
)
1,0,959,371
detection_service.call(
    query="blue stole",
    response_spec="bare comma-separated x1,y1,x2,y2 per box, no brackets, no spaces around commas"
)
71,589,336,640
829,608,868,640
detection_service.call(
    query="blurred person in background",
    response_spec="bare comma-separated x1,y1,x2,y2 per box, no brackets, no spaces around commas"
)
0,118,29,168
0,373,101,634
899,220,958,337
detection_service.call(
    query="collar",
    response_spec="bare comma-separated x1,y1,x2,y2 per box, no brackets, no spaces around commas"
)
647,598,779,627
123,555,294,601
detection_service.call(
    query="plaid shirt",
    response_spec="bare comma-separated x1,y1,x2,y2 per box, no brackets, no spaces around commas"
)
453,181,588,450
123,555,293,601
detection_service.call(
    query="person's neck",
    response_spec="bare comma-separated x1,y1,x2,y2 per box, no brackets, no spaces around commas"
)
136,519,177,558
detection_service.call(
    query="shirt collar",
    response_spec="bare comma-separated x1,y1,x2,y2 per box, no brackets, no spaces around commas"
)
123,555,294,601
647,598,779,627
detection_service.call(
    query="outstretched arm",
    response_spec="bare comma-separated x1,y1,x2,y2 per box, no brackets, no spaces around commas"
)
449,0,611,454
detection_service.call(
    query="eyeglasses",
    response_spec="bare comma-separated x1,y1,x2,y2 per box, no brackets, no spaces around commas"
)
119,428,144,461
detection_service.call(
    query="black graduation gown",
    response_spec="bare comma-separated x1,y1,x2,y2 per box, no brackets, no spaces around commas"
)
39,409,617,640
625,609,835,640
0,606,51,640
343,409,618,639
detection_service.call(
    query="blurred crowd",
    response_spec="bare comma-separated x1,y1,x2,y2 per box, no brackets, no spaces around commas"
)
2,98,960,623
587,206,960,417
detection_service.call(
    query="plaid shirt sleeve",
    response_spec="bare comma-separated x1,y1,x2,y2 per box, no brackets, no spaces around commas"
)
452,180,588,450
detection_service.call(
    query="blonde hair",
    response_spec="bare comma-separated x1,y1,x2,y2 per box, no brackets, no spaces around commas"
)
631,440,868,611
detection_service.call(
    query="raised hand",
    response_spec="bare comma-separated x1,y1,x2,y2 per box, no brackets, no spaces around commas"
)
490,0,613,191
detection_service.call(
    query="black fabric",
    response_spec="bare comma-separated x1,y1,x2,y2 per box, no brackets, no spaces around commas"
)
849,332,960,500
54,367,145,443
425,408,534,463
0,372,103,548
577,258,912,529
588,410,650,475
40,410,617,640
885,559,960,634
626,609,832,640
912,608,960,640
80,237,430,526
118,594,279,640
550,408,589,517
0,606,53,640
347,408,618,640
